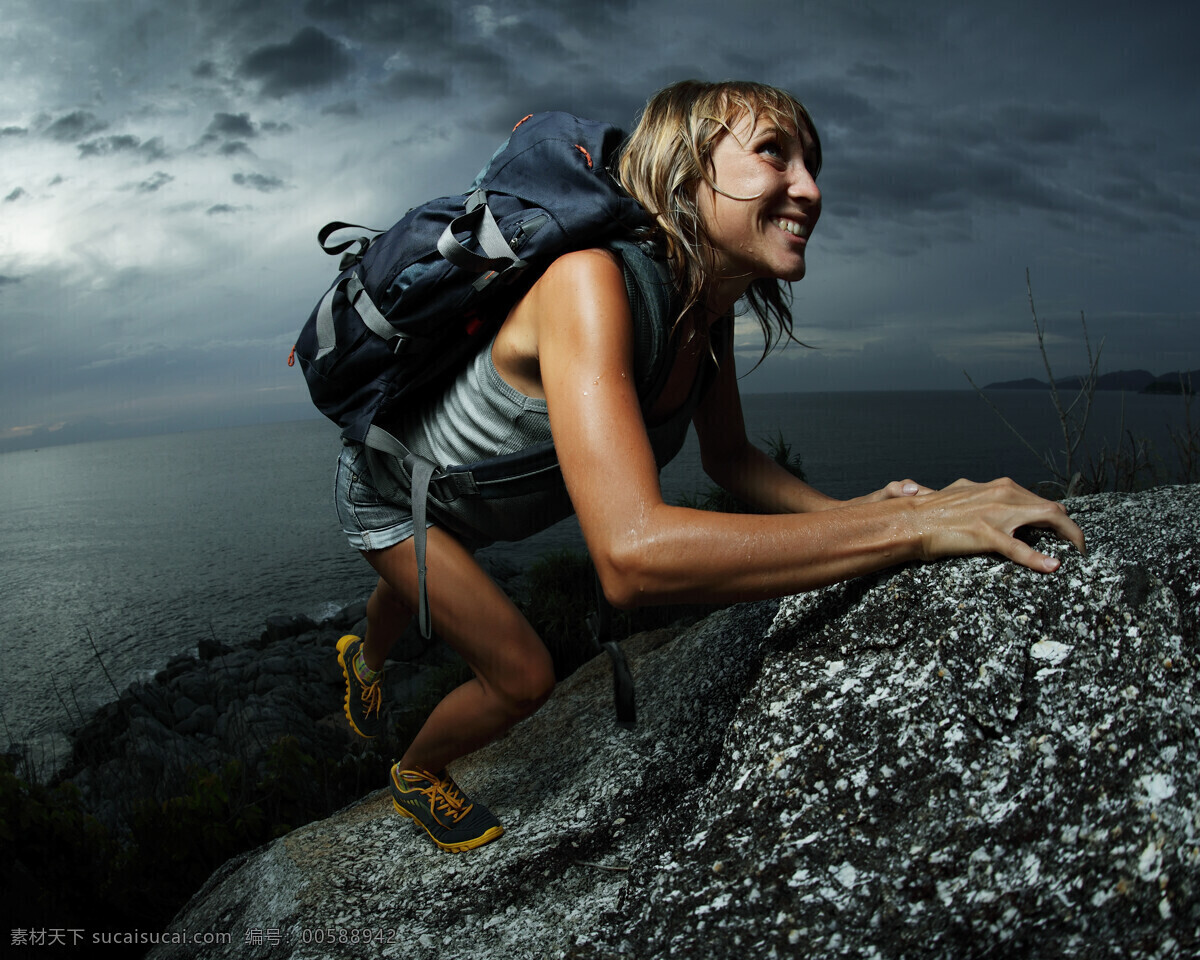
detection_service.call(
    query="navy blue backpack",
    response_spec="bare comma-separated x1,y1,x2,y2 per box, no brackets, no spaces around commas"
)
292,113,681,727
292,112,654,445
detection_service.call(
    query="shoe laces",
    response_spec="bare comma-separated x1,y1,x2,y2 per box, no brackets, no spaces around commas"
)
359,677,382,717
410,771,474,823
353,656,382,717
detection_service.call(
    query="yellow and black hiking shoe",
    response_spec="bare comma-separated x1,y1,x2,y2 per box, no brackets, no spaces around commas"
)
336,634,383,739
390,766,504,852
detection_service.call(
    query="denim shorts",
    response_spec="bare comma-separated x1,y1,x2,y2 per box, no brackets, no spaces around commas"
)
333,442,430,552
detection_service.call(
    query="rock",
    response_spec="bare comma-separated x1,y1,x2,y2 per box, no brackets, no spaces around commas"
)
60,602,365,825
198,637,234,661
156,654,196,685
171,670,214,705
261,614,319,646
171,695,200,723
324,599,367,629
151,486,1199,960
176,704,217,737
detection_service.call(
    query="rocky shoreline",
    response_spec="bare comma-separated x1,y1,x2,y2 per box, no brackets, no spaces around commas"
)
58,594,467,833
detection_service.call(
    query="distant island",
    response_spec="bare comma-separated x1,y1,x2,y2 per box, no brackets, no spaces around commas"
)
984,369,1197,394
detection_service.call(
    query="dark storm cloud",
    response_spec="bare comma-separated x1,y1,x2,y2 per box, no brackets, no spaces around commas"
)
481,81,648,138
440,41,515,84
43,111,108,143
827,148,1069,221
79,134,140,157
928,104,1110,159
1096,169,1200,227
515,0,638,31
847,62,910,85
206,204,240,215
303,0,452,45
994,105,1108,146
208,112,259,139
378,70,451,102
135,172,174,193
197,113,288,152
796,83,878,130
807,87,1176,242
1,125,27,139
238,26,353,98
486,17,569,59
4,187,27,202
0,274,22,285
140,137,168,161
232,172,286,192
77,135,168,161
322,100,360,117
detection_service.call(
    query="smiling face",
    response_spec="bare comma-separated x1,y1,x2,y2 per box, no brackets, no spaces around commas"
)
696,111,822,307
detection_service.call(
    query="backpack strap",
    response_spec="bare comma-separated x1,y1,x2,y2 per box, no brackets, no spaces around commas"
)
361,422,566,639
359,425,441,639
436,189,529,288
586,570,635,728
313,273,409,361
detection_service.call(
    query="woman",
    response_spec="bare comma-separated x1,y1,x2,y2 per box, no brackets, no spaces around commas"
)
332,80,1084,853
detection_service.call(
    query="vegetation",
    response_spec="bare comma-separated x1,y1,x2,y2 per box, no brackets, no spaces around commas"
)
1,736,393,935
966,271,1199,496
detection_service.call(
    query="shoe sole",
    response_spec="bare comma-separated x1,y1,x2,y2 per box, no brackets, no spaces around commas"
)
392,799,504,853
336,635,378,740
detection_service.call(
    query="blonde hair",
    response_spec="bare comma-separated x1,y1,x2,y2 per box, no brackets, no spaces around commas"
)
617,79,821,358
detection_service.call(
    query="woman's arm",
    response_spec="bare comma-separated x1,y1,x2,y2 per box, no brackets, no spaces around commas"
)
690,323,934,512
533,249,1084,610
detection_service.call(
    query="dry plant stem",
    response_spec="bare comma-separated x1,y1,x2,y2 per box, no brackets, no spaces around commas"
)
50,674,80,729
86,627,121,700
965,271,1103,496
1169,374,1199,482
1027,268,1103,491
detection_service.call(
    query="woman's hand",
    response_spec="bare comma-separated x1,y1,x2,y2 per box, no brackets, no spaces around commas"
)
907,477,1085,573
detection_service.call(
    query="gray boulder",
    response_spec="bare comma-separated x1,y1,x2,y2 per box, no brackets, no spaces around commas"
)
152,486,1199,959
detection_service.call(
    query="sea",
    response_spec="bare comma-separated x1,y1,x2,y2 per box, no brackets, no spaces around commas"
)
1,389,1192,770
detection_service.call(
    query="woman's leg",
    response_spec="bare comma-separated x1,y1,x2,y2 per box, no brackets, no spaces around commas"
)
362,526,555,775
361,576,412,673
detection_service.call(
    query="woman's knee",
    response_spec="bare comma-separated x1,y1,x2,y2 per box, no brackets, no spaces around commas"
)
488,644,556,720
368,575,411,616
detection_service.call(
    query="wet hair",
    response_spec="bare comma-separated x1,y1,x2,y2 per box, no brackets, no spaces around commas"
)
617,79,821,359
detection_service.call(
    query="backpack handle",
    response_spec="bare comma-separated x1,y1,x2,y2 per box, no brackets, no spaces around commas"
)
436,190,528,279
318,221,385,268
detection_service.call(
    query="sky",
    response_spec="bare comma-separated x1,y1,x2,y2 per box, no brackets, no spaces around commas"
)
1,0,1197,451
